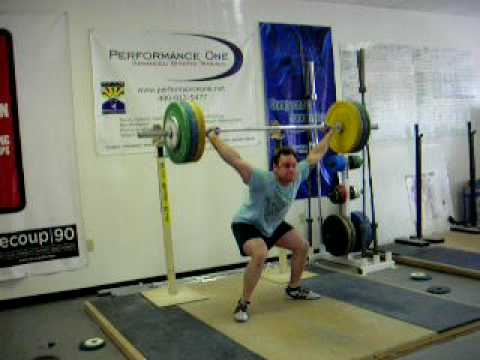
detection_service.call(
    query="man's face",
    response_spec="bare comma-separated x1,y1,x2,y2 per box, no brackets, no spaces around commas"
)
273,154,298,185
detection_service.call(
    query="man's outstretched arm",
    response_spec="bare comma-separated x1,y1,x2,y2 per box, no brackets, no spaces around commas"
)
207,128,253,184
307,130,334,166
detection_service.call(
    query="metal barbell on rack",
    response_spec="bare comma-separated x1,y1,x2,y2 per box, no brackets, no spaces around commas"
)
138,100,377,164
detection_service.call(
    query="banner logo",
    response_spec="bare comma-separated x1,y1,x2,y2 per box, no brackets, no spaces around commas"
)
101,81,126,114
107,33,244,82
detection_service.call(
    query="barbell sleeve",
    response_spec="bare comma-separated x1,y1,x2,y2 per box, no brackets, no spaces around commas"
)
138,125,166,138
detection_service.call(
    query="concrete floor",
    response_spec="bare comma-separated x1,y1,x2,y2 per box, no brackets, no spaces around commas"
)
0,296,123,360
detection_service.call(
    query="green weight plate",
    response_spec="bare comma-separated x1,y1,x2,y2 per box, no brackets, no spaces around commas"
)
164,102,191,164
180,101,199,163
322,214,352,256
348,155,364,169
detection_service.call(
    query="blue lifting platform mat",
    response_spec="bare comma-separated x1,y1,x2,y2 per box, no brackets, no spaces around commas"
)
304,270,480,332
89,294,263,360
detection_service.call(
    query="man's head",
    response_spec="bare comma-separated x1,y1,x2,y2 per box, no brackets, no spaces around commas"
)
272,147,299,185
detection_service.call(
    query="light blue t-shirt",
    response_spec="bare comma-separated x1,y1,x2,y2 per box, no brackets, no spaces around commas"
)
232,160,311,236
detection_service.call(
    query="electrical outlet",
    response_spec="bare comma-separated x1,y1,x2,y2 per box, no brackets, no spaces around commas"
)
87,239,95,252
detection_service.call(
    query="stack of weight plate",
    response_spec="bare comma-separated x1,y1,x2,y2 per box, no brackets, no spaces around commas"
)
163,101,206,164
322,211,373,256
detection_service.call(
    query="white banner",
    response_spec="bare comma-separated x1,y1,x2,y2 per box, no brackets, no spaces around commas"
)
0,13,86,280
90,30,259,155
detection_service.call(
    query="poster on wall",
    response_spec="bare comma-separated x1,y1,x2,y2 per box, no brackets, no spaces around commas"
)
0,14,86,280
259,23,337,198
0,29,25,214
90,31,258,155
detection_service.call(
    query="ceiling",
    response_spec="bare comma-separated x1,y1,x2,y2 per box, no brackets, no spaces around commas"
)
304,0,480,17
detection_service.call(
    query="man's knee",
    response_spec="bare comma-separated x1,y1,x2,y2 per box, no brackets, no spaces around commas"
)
251,248,268,265
294,239,309,255
244,240,268,264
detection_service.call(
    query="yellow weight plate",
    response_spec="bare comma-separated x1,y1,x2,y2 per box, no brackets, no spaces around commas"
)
189,101,206,161
325,101,363,154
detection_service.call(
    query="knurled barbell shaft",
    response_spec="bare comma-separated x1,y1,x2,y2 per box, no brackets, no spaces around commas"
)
219,124,329,133
138,122,378,139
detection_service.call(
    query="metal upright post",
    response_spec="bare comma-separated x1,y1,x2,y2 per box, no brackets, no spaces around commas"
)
415,124,423,239
468,122,477,226
450,121,480,234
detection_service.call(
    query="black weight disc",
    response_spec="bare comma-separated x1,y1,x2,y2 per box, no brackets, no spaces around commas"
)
427,286,451,294
322,215,352,256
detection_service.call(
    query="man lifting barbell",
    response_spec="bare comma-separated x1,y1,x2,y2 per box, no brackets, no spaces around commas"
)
138,100,372,321
206,126,334,323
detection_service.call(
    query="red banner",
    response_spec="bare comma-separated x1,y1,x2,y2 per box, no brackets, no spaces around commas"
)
0,29,25,213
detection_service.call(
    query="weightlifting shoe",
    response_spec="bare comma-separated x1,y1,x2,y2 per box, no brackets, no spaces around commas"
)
233,299,250,322
286,286,321,300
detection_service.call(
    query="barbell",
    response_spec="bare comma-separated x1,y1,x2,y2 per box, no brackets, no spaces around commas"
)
138,100,376,164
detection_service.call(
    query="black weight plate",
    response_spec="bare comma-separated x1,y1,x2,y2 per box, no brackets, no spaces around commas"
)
350,211,373,252
322,215,351,256
427,286,451,294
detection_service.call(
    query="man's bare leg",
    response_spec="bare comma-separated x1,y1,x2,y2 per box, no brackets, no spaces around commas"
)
242,238,268,302
275,229,309,287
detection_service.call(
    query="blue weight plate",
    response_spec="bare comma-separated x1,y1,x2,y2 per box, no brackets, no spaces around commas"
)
350,211,373,252
325,155,347,172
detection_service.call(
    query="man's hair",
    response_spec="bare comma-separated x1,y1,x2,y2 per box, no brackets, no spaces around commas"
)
272,147,299,166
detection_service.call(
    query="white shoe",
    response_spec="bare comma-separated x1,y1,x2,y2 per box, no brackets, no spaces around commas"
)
233,299,250,322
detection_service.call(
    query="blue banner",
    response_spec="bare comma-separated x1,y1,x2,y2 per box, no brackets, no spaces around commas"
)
259,23,338,198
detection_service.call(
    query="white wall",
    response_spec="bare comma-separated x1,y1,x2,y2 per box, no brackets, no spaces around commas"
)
1,0,479,300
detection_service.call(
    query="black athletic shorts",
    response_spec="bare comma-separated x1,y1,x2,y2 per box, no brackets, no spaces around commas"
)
231,221,293,256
